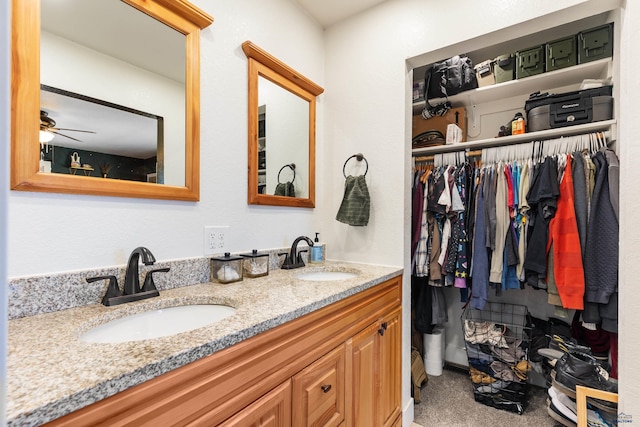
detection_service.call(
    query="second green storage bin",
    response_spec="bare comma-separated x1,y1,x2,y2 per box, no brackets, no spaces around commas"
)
516,45,545,79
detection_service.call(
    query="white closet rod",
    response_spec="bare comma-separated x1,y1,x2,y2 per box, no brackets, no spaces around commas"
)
413,131,611,167
480,131,610,164
411,120,615,157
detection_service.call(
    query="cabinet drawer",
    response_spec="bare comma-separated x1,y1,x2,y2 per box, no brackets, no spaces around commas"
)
292,344,346,427
217,380,291,427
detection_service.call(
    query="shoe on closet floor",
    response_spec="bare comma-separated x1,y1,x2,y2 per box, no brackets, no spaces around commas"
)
547,398,576,427
546,388,613,427
551,352,617,414
549,334,592,354
551,370,617,414
538,347,564,364
554,352,616,393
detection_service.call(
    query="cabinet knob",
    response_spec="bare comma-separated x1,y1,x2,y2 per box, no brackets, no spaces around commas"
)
321,384,332,393
378,322,388,336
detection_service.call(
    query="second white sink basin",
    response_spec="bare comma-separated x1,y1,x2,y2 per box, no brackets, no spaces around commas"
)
80,304,236,344
297,271,357,281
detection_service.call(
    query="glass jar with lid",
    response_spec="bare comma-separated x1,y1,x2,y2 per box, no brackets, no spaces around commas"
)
210,252,243,284
240,249,269,278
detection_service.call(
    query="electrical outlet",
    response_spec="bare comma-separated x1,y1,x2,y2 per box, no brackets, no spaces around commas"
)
203,226,229,255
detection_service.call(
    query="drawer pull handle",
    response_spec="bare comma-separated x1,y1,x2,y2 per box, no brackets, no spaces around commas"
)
321,384,332,393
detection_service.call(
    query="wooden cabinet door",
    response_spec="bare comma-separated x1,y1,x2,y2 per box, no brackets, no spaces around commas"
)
345,307,402,427
292,344,345,427
345,322,380,427
217,380,291,427
379,308,402,427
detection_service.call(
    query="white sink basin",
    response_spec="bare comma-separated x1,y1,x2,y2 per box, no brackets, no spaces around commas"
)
80,304,236,343
297,271,358,281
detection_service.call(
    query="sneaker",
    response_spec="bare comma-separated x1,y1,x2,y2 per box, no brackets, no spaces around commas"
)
554,352,616,393
547,398,576,427
547,386,612,427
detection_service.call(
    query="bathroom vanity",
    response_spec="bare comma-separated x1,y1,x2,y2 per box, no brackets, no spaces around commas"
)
7,263,402,426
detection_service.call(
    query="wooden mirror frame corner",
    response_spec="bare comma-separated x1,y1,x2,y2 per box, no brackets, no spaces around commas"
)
242,41,324,208
10,0,213,201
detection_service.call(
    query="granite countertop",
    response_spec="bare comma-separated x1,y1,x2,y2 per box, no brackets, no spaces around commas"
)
7,262,402,426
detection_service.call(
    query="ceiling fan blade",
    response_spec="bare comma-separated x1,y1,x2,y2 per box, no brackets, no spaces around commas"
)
51,127,96,134
51,130,84,142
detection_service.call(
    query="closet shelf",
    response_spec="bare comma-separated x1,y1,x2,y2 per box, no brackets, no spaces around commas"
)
411,119,615,156
412,58,611,115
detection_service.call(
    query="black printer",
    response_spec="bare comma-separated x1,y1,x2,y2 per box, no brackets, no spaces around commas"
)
525,86,613,132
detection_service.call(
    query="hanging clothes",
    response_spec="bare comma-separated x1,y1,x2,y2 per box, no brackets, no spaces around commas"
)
471,171,489,310
571,151,588,258
414,171,431,277
584,151,618,305
489,164,510,284
411,171,425,263
547,154,585,310
523,156,560,287
516,160,531,281
412,133,618,364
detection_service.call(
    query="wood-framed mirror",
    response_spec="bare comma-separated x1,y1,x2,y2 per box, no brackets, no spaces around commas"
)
242,41,324,208
11,0,213,201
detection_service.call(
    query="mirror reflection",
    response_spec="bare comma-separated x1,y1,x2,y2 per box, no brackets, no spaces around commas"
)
258,77,310,197
40,0,186,186
40,85,163,182
243,41,323,208
11,0,212,200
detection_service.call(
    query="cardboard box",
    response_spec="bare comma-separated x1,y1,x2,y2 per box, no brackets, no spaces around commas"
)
474,60,495,87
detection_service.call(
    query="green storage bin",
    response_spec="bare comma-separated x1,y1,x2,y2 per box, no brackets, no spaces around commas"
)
494,54,515,84
516,45,545,79
578,23,613,64
546,36,577,72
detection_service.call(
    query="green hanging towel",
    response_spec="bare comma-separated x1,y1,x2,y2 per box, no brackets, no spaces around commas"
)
336,175,370,226
274,181,295,197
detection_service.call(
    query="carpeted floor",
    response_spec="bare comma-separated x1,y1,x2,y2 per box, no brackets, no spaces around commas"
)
413,367,559,427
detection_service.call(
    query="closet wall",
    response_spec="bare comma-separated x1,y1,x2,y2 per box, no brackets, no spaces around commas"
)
410,8,620,370
323,0,639,419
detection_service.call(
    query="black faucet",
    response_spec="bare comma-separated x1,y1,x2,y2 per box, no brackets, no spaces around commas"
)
87,247,167,306
281,236,314,269
124,246,156,295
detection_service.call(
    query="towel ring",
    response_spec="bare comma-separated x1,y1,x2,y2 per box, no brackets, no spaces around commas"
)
277,163,296,183
343,153,368,178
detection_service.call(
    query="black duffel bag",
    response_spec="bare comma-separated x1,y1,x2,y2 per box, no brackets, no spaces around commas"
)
424,55,478,99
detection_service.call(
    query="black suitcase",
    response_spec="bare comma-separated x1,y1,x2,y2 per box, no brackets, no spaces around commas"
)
525,86,613,131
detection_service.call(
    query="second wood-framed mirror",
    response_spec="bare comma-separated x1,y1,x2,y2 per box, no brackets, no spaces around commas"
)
242,41,324,208
11,0,213,201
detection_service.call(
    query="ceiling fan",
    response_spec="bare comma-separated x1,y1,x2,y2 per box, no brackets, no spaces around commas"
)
40,110,95,143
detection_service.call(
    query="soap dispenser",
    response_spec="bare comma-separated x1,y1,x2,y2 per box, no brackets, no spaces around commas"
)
310,232,324,264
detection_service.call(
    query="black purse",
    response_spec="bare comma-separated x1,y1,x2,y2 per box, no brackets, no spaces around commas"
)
422,55,477,119
425,55,478,98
